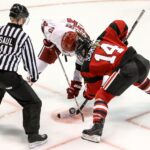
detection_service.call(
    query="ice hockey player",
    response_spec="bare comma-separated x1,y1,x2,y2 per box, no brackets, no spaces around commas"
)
0,3,48,149
80,20,150,142
37,18,91,99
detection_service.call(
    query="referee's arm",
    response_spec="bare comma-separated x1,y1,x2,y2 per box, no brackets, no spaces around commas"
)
22,36,39,82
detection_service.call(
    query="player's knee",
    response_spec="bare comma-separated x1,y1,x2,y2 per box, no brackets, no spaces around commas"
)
30,98,42,108
95,88,114,103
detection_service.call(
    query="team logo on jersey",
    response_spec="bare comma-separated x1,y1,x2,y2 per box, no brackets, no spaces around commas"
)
48,27,54,33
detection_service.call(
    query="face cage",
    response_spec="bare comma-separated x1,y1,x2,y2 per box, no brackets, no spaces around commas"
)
75,48,87,58
76,52,86,64
75,36,92,58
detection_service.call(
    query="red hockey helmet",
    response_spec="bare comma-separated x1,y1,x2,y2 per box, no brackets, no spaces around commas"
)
61,31,78,56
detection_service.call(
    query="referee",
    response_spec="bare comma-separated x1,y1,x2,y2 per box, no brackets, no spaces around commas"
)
0,3,47,149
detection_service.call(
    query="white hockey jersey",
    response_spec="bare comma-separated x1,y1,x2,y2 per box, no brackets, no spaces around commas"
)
41,18,88,54
41,18,89,81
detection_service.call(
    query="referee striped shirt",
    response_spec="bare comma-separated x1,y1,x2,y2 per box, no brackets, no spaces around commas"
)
0,23,39,81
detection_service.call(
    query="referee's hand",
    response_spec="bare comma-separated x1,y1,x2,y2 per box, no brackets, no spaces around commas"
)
27,76,34,86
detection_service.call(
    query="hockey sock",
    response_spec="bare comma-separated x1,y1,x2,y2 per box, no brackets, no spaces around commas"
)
93,98,108,124
134,78,150,94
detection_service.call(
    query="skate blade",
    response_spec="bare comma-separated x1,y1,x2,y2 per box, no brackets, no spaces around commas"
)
29,139,48,149
81,133,101,143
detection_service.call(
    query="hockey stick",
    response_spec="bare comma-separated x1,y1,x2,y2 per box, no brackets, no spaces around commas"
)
55,50,85,122
94,9,145,48
124,9,145,42
76,99,88,114
57,99,88,118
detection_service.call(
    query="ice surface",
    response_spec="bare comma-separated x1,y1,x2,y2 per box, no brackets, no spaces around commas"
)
0,0,150,150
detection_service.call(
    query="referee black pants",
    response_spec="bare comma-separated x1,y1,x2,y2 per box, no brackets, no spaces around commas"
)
0,71,41,135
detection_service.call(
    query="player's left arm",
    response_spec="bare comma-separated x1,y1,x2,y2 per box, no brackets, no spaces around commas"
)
83,80,103,100
81,72,103,100
66,60,83,99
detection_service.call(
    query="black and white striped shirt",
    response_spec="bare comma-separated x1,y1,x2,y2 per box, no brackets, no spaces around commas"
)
0,23,38,81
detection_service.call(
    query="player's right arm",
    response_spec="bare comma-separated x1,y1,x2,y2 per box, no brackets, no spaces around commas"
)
81,71,103,100
36,20,61,74
22,36,39,82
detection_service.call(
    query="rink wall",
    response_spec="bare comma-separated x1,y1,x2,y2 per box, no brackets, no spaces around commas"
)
1,0,150,11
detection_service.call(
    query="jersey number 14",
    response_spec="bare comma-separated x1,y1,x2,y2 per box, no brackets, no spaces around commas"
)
95,43,124,64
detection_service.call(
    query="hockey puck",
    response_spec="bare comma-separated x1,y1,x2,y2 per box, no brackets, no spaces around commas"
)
57,113,61,118
69,107,76,114
57,107,76,119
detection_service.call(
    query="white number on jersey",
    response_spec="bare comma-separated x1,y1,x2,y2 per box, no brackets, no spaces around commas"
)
94,43,124,64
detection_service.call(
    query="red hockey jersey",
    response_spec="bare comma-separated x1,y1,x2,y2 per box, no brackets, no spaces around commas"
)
81,20,129,80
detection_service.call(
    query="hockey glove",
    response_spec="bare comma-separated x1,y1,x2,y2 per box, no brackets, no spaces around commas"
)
67,80,82,99
83,90,95,100
43,39,52,47
27,76,35,86
83,80,103,100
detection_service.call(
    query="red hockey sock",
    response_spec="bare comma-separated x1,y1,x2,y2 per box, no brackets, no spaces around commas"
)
93,98,108,124
134,78,150,94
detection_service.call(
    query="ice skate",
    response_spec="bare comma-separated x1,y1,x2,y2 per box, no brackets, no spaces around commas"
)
82,120,104,143
28,134,48,149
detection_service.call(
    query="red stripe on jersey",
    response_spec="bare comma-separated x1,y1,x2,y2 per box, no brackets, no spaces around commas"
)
103,70,120,90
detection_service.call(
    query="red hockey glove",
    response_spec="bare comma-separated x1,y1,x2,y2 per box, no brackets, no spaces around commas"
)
39,39,61,64
43,39,52,47
67,80,82,99
83,80,102,100
83,90,95,100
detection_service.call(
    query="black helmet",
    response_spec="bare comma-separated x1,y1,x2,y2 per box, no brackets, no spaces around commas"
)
9,3,29,19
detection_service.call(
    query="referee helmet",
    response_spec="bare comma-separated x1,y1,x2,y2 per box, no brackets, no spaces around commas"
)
9,3,29,19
